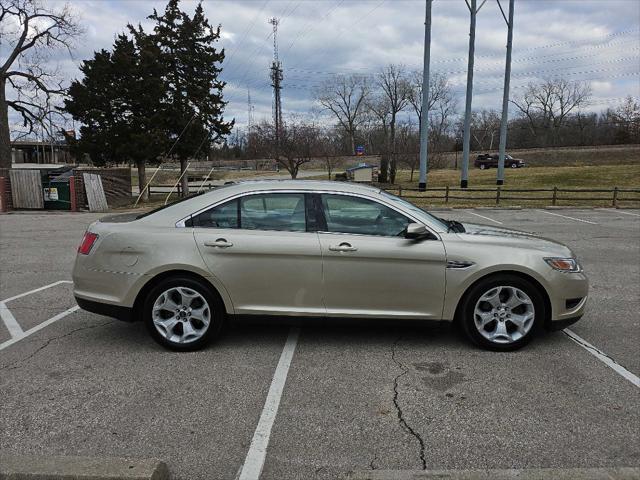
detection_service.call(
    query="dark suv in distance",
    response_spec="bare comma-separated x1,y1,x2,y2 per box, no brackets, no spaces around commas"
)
475,154,526,169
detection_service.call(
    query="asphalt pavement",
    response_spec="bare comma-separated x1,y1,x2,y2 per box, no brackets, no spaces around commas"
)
0,208,638,479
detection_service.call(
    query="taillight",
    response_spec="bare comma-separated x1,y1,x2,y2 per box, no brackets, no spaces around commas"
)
78,231,99,255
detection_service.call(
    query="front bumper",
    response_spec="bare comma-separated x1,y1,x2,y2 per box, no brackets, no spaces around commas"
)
545,270,588,329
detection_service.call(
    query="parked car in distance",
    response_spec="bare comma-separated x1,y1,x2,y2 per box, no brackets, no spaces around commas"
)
73,181,587,352
475,153,526,169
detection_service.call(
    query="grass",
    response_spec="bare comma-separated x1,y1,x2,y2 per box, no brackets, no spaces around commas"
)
384,164,640,208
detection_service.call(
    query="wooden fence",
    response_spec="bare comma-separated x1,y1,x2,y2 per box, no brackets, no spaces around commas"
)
388,186,640,207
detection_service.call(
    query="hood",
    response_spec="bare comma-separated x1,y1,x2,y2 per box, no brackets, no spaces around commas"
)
456,222,573,256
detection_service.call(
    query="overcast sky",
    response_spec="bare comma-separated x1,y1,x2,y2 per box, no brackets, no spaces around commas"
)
5,0,640,135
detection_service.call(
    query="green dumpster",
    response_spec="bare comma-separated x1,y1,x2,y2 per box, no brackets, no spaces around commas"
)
43,168,73,211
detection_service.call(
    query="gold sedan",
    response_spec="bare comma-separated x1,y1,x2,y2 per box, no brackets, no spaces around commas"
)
73,181,588,351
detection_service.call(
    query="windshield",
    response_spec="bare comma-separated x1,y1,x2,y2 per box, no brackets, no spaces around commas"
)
379,190,449,230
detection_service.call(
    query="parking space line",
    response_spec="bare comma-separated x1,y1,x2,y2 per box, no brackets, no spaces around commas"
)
597,208,640,217
0,302,24,338
0,306,80,352
465,210,503,225
1,280,73,304
563,329,640,388
238,327,300,480
538,210,598,225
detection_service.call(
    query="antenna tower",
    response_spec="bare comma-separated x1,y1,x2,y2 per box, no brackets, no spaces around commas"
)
268,17,283,157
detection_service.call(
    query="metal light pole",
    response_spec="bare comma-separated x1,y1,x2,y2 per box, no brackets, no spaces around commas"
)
460,0,486,188
418,0,433,191
496,0,514,185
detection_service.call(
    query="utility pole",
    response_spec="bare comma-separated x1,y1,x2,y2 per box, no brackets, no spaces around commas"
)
418,0,433,192
247,89,254,130
496,0,514,186
460,0,487,188
269,17,283,161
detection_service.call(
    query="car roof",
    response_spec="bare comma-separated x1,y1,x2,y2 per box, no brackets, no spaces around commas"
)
138,180,385,225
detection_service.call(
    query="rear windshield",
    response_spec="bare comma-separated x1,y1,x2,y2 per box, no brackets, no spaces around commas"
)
136,191,205,219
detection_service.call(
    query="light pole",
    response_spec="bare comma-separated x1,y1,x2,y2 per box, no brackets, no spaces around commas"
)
496,0,514,186
460,0,487,188
418,0,433,192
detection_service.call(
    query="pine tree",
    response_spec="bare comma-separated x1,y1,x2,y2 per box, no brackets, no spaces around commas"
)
65,33,167,201
147,0,233,195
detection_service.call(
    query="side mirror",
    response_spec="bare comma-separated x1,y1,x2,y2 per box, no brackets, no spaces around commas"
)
405,223,433,240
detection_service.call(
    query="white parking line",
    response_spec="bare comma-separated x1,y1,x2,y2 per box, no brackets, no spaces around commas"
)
239,327,300,480
538,210,598,225
597,208,640,217
465,210,503,225
0,306,80,352
1,280,73,304
563,329,640,389
0,302,24,338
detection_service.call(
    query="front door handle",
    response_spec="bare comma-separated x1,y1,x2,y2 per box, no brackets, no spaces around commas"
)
329,242,357,252
204,238,233,248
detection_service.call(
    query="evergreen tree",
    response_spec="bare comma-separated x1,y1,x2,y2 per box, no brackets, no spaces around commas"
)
147,0,233,195
65,33,167,201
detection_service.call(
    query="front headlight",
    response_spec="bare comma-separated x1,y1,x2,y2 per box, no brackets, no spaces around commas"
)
544,257,581,272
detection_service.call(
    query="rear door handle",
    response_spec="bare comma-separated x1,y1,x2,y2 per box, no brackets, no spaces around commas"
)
204,238,233,248
329,242,357,252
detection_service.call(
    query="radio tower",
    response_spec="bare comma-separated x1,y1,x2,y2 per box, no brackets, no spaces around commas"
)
247,89,255,130
269,17,283,157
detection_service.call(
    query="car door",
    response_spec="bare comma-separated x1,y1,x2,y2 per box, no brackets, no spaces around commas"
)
316,193,446,319
192,192,325,316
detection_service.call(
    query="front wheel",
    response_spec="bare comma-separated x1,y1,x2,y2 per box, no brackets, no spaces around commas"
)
479,164,486,170
510,163,518,168
144,276,224,351
459,275,544,351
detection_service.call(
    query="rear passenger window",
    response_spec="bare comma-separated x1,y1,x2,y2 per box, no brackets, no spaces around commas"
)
189,193,307,232
240,193,306,232
191,199,238,228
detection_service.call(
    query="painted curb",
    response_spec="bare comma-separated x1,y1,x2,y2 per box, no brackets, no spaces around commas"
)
0,454,169,480
342,467,640,480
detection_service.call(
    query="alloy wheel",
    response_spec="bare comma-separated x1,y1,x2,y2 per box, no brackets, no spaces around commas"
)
152,287,211,344
473,285,535,344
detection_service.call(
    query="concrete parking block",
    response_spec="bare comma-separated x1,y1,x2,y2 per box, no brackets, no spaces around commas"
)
343,467,640,480
0,454,169,480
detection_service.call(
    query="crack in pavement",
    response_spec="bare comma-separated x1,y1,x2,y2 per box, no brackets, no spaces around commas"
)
391,336,427,470
369,451,378,470
0,320,115,371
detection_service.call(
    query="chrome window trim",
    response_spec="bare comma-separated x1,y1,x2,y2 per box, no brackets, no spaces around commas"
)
175,189,443,240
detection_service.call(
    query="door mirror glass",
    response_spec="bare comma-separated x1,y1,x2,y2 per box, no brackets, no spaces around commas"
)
405,223,432,240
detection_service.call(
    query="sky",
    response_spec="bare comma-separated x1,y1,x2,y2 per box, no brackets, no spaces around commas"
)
3,0,640,136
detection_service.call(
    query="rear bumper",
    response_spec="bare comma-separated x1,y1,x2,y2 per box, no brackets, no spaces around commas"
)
75,296,135,322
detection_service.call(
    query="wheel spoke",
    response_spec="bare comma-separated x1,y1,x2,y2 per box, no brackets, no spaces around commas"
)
491,321,511,342
190,306,210,326
509,312,534,333
480,287,502,308
154,293,180,314
505,288,530,309
178,287,200,307
475,310,494,328
181,321,198,342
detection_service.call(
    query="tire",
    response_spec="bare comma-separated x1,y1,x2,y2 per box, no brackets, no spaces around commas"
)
144,276,225,351
479,164,486,170
459,274,545,351
510,163,518,168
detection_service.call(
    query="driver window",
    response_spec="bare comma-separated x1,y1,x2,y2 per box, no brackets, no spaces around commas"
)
320,194,409,237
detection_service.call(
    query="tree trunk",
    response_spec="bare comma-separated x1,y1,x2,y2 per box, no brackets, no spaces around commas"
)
137,160,148,202
389,119,397,184
326,157,332,179
349,129,356,155
180,158,189,197
0,78,12,170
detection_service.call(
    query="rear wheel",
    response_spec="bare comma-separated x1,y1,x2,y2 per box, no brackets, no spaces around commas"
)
510,163,518,168
459,275,544,351
144,276,224,351
479,164,486,170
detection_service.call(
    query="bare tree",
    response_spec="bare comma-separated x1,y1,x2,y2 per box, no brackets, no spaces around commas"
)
374,64,410,183
470,109,501,151
407,71,451,128
0,0,82,169
511,78,591,146
314,74,369,155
